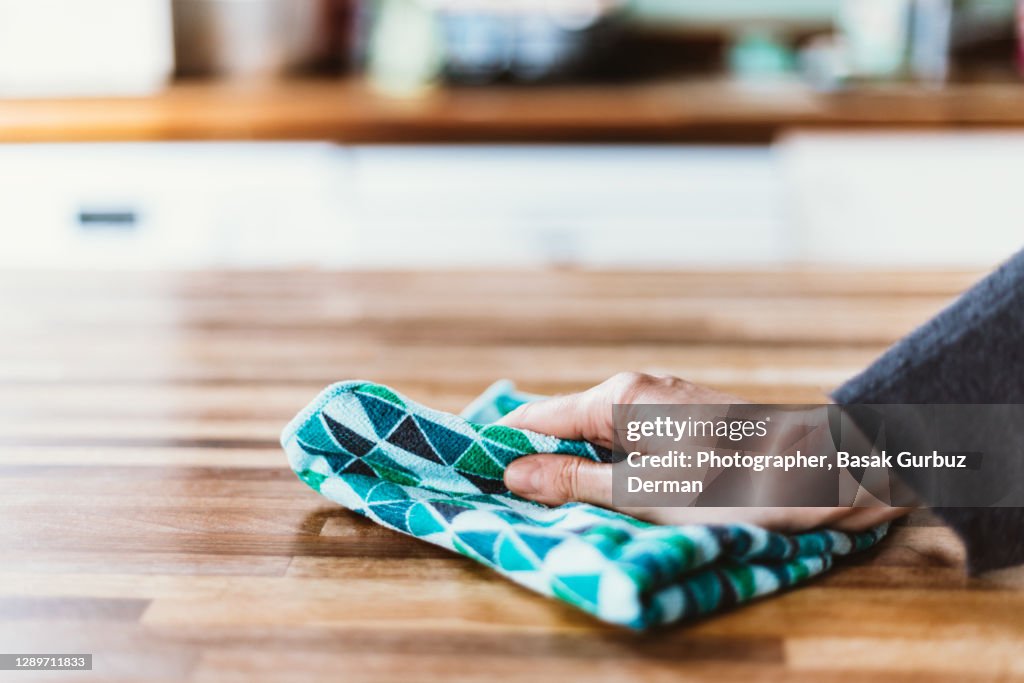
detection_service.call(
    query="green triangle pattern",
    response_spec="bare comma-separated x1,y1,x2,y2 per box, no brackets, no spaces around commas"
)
479,424,535,453
355,383,405,408
453,442,505,479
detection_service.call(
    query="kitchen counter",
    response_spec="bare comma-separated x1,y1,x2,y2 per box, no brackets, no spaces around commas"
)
1,269,1021,682
4,78,1024,144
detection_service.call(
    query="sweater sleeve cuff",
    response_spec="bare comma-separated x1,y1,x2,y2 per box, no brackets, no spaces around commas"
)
831,249,1024,573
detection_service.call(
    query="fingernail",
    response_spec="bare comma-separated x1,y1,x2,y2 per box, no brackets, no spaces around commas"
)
495,403,527,427
505,459,542,495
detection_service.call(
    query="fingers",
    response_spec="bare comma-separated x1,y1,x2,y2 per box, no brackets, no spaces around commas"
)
502,452,913,531
495,372,660,446
504,454,613,508
599,505,910,533
497,391,612,447
493,373,913,532
830,506,914,532
496,372,744,448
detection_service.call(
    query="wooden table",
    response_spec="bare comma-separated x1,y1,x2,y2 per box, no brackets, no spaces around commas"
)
3,78,1024,144
2,269,1021,682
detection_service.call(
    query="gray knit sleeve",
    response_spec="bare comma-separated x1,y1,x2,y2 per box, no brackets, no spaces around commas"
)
832,248,1024,574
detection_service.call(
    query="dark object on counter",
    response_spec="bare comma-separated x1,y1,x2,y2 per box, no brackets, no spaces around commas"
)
437,8,624,84
1019,0,1024,75
172,0,340,78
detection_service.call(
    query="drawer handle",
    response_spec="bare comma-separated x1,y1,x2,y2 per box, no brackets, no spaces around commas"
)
76,209,138,229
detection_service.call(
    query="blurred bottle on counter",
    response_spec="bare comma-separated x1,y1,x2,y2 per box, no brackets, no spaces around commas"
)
838,0,912,79
173,0,349,79
439,0,621,84
363,0,622,95
807,0,954,88
365,0,444,95
910,0,953,83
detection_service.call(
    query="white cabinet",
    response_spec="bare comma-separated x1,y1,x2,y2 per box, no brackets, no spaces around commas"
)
0,143,348,268
0,137,1018,269
342,145,787,267
781,132,1024,266
0,143,786,269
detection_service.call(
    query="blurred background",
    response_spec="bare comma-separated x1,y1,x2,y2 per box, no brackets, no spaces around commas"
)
1,0,1023,269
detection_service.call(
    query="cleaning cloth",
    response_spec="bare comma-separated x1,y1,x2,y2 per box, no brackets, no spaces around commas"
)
281,381,887,629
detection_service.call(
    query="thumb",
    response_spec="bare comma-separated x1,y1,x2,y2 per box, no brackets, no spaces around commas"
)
504,454,613,508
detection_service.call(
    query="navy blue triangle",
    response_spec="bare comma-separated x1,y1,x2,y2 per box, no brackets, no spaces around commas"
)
461,471,508,495
517,532,562,561
356,391,408,439
414,416,473,465
457,531,500,563
341,457,377,478
322,413,375,457
323,452,355,475
430,501,470,523
386,416,444,465
481,441,523,467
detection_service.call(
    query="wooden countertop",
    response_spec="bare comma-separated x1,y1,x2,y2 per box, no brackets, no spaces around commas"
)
2,269,1021,682
2,78,1024,144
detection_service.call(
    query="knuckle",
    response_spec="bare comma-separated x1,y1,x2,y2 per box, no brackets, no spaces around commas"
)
554,458,585,501
651,374,693,393
602,371,694,404
605,372,653,404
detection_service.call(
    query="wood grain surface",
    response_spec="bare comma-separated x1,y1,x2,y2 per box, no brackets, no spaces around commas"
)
3,78,1024,144
1,269,1021,682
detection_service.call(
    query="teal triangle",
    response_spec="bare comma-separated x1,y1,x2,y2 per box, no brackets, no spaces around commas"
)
343,472,379,500
497,536,536,572
366,481,410,504
296,415,338,453
517,532,562,561
456,531,500,563
369,500,415,532
414,416,474,465
555,439,594,458
356,391,407,438
558,574,602,605
482,441,523,467
408,502,445,536
295,438,339,458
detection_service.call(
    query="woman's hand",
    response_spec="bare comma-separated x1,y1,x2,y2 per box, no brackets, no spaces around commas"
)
498,372,911,533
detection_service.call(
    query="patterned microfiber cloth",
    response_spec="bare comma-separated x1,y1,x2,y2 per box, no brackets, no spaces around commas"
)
281,381,888,629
